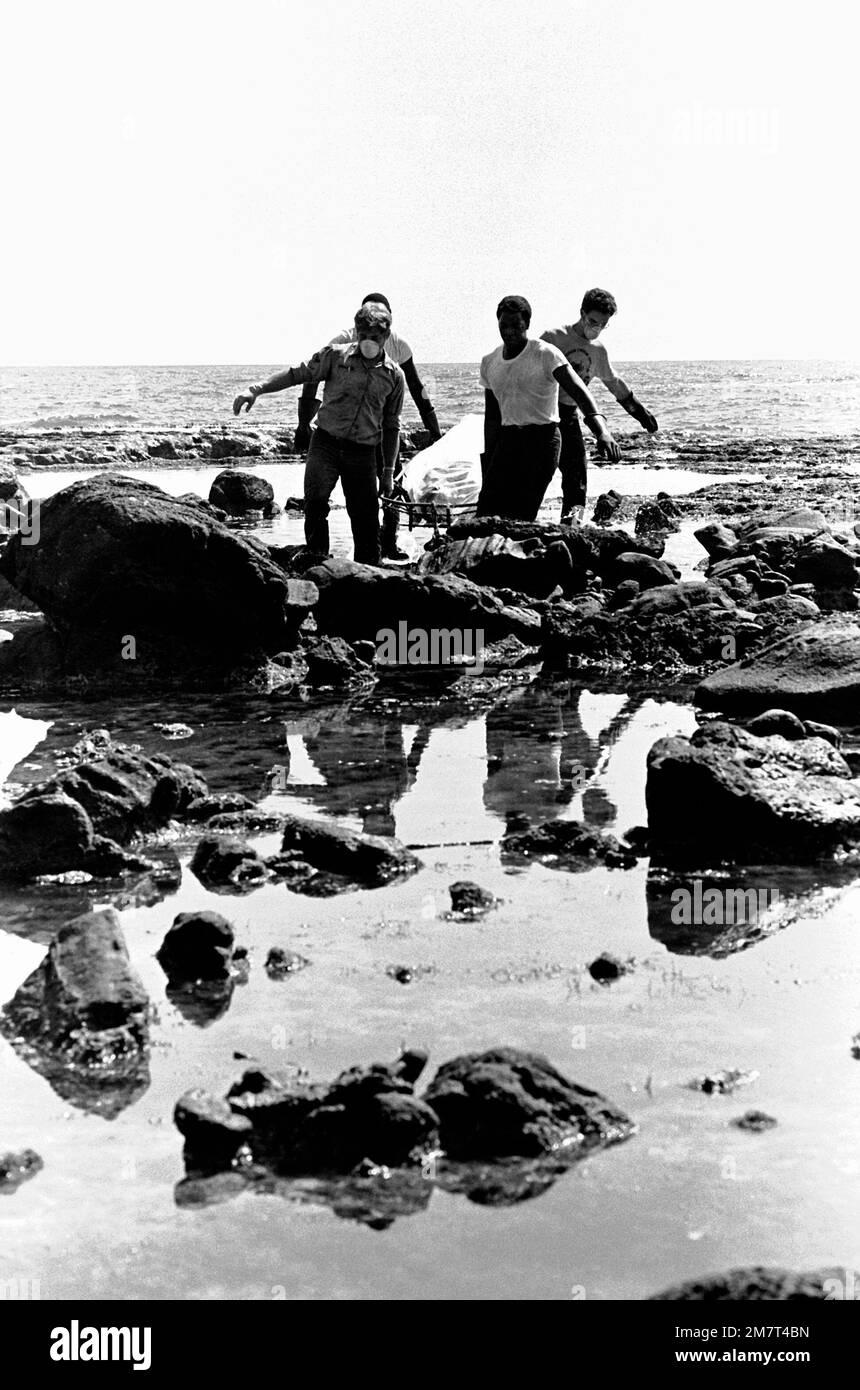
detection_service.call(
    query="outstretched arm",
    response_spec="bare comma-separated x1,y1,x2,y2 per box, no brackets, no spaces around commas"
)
401,357,442,440
232,350,329,415
597,346,658,432
552,365,621,461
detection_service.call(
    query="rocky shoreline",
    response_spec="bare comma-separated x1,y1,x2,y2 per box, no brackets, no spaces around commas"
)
2,442,860,1298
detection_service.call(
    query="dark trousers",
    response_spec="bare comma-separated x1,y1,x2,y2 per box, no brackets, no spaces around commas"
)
558,405,588,510
375,441,402,555
476,423,561,522
304,427,380,565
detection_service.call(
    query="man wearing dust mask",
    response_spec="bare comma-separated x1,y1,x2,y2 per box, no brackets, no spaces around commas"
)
233,302,405,565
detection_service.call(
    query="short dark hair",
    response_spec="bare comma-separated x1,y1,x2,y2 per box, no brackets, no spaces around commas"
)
496,295,532,324
580,288,617,317
362,292,391,313
354,303,391,334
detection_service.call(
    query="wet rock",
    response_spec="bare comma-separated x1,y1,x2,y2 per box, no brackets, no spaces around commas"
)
174,1090,253,1171
190,835,270,892
0,476,317,673
206,432,262,460
733,1110,778,1131
394,1049,429,1085
0,1148,43,1193
0,792,95,880
157,911,236,982
650,1266,859,1300
588,952,630,983
647,720,860,865
501,818,638,871
304,634,368,686
185,792,256,822
424,1048,634,1160
695,521,740,560
147,438,179,460
592,490,624,526
609,552,679,591
176,494,228,521
804,719,841,747
635,499,679,537
208,469,277,517
448,881,497,916
278,812,420,890
0,908,150,1116
264,947,311,978
305,558,541,648
746,708,807,739
417,533,574,599
23,745,208,845
690,1067,759,1094
697,615,860,718
387,964,414,984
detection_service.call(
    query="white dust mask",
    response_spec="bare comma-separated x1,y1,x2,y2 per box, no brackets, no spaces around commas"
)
359,339,382,359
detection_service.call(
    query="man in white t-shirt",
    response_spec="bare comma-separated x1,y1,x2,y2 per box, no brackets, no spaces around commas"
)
294,293,441,559
476,295,620,523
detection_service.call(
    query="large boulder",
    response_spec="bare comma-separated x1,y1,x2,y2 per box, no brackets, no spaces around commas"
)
277,813,420,889
697,616,860,718
646,720,860,864
423,1048,634,1160
305,558,541,647
0,476,317,669
417,534,575,598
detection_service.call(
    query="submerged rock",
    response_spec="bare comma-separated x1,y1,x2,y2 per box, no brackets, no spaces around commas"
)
448,881,497,916
0,1148,43,1194
733,1110,778,1132
501,818,637,871
647,720,860,865
0,908,150,1117
588,953,630,983
651,1266,860,1300
690,1068,758,1094
264,947,311,978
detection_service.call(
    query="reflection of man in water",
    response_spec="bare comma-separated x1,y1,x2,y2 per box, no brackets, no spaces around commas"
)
299,708,431,837
483,683,642,832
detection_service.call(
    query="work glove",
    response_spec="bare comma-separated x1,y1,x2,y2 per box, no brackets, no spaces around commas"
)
621,392,658,433
293,395,320,454
420,406,443,442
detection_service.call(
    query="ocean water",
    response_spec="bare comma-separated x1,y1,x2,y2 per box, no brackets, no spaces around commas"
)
3,359,860,440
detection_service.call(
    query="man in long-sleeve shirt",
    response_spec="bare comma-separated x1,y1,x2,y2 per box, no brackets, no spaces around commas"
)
541,288,658,522
233,303,404,565
294,293,441,560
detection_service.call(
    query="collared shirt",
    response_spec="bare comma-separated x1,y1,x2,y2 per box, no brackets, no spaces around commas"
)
328,325,413,366
281,343,405,445
539,324,630,408
479,338,569,426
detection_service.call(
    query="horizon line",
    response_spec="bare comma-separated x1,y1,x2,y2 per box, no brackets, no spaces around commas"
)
3,356,860,369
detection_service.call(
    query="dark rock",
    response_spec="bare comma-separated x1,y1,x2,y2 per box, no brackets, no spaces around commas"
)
0,476,317,671
424,1047,634,1160
0,792,95,880
190,835,270,892
147,438,179,460
650,1267,859,1301
264,947,311,978
174,1090,253,1170
610,552,679,591
501,819,637,871
746,708,807,739
304,634,367,686
697,616,860,719
635,499,679,537
417,534,573,599
0,908,150,1116
592,490,623,526
157,911,236,982
279,812,419,890
694,522,739,560
209,469,276,517
804,719,841,747
393,1049,429,1085
0,1148,43,1193
305,557,542,647
733,1110,778,1132
690,1068,758,1094
448,881,497,915
206,433,262,460
647,720,860,864
185,793,256,822
588,952,629,983
387,965,414,984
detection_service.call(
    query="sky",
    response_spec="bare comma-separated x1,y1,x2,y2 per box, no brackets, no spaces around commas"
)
1,0,857,364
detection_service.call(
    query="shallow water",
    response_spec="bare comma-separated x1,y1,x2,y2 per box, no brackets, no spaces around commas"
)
3,672,860,1300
